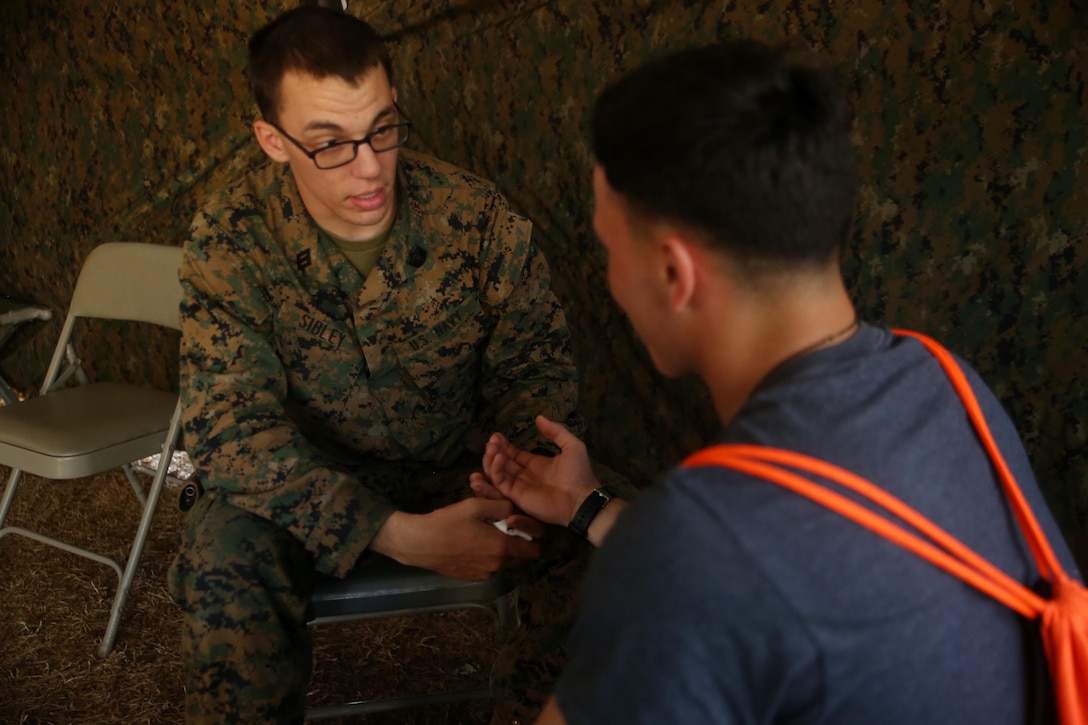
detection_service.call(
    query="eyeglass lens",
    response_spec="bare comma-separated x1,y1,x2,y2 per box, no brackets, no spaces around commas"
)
313,124,410,169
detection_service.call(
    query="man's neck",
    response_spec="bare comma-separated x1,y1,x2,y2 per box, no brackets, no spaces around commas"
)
698,273,857,426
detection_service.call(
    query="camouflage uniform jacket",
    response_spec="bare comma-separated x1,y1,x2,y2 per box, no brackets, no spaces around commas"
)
179,149,579,577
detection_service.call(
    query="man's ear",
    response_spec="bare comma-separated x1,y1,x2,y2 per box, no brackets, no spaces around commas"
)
660,234,698,312
253,120,290,163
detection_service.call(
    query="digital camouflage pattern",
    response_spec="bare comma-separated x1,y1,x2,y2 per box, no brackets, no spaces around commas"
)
169,456,617,723
170,146,619,721
177,148,579,577
0,0,1086,705
170,491,318,723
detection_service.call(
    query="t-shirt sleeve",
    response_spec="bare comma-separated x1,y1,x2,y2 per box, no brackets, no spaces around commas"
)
554,475,823,725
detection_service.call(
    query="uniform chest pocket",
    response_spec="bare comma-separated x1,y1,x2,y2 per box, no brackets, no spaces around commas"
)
390,297,490,411
273,298,365,396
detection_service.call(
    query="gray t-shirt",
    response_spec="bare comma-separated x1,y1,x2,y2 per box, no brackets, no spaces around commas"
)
556,324,1078,724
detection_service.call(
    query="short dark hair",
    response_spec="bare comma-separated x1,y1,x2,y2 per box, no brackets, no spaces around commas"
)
248,6,393,124
592,40,857,271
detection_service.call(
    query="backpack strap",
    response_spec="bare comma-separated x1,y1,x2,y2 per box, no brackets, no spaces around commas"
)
682,328,1088,723
681,328,1068,618
892,328,1063,583
683,444,1046,617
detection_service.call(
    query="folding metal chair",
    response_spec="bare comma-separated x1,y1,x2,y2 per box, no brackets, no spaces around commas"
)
0,297,53,404
305,552,518,720
0,242,185,657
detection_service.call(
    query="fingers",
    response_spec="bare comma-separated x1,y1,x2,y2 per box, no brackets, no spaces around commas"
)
534,415,583,453
464,491,548,540
469,472,506,500
487,451,527,498
482,432,503,473
471,495,517,521
504,513,548,539
484,432,525,483
476,504,540,560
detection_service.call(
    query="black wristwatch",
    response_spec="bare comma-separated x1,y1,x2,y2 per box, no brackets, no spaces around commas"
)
568,487,615,539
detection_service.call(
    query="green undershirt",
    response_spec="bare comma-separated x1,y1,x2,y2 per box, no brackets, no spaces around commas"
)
321,226,391,279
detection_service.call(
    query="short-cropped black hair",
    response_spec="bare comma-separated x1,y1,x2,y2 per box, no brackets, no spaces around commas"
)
248,6,392,124
592,40,857,272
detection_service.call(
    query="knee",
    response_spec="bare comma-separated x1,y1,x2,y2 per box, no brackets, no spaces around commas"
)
169,496,316,623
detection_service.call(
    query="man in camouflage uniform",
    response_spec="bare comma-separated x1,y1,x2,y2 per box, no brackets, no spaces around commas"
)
167,6,620,723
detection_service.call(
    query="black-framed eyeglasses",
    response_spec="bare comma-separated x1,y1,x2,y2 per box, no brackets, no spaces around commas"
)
270,110,413,170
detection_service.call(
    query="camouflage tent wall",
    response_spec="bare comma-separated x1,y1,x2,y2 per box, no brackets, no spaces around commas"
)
2,0,1085,560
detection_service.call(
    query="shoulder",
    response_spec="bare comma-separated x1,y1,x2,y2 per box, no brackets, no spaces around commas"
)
398,149,514,218
194,159,287,229
186,161,306,270
588,470,804,625
399,149,500,194
399,150,536,291
399,150,529,236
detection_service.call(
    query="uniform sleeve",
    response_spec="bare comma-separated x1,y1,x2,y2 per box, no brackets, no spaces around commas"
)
179,212,395,578
475,202,583,450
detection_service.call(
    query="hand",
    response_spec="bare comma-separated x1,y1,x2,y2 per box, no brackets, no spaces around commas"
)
370,497,540,581
469,415,600,528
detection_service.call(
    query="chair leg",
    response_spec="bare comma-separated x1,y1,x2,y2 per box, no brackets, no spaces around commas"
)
1,466,125,579
120,463,148,507
97,408,183,657
494,593,511,643
305,688,492,721
0,376,19,405
493,589,521,644
0,468,24,530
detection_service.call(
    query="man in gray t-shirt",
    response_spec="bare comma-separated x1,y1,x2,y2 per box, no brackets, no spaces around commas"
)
554,323,1076,723
469,40,1079,724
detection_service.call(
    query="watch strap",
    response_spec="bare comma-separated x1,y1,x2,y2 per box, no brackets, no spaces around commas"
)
568,487,614,539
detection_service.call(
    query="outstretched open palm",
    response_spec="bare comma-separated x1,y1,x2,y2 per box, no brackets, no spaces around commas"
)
470,415,600,528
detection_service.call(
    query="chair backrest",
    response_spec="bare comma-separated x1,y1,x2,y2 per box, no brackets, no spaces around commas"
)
69,242,185,330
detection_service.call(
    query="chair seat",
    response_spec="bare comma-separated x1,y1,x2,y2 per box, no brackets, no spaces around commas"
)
309,553,516,623
305,554,518,719
0,382,177,479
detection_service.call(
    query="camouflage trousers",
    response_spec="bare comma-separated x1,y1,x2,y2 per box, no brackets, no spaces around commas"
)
167,457,597,724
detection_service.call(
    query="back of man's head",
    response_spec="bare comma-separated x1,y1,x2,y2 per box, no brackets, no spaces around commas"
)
248,6,392,124
592,40,857,274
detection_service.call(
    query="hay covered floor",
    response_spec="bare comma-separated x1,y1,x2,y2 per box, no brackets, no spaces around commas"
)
0,466,498,724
